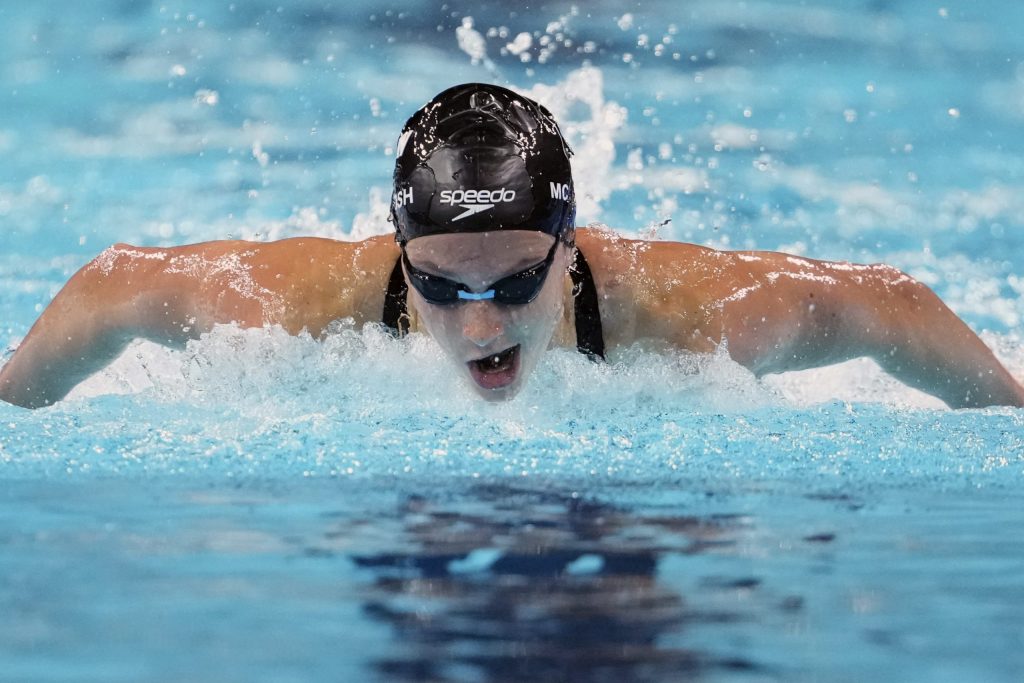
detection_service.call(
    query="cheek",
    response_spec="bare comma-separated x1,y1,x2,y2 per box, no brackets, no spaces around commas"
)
415,301,460,343
513,279,564,341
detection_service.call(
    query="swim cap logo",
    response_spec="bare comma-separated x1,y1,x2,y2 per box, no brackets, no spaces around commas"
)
549,182,571,201
440,188,517,222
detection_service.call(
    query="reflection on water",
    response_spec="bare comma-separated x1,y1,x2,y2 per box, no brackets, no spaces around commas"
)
346,485,767,682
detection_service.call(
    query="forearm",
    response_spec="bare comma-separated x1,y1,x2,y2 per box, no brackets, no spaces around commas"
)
0,325,133,408
0,256,199,409
880,345,1023,409
868,297,1024,409
835,272,1023,408
718,255,1024,408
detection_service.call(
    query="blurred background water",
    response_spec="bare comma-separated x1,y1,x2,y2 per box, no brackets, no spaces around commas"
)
2,1,1024,681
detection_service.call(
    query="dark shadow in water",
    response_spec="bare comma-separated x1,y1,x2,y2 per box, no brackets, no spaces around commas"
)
344,484,768,683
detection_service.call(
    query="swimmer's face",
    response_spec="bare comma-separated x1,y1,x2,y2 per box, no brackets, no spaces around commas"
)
403,231,571,401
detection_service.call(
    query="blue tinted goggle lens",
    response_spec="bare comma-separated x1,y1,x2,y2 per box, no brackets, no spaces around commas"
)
402,240,559,306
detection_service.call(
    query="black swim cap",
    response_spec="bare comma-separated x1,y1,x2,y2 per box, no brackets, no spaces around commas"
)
391,83,575,245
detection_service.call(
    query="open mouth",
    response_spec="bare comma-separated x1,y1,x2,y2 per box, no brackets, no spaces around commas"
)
467,345,521,390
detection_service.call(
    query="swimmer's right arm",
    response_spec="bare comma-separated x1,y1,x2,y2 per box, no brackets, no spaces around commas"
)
0,237,396,409
0,244,207,408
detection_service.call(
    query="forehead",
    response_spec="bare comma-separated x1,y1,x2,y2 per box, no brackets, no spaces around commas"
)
404,231,555,276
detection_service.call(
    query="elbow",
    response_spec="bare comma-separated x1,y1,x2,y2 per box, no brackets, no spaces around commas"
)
0,358,59,409
855,268,933,350
80,245,131,290
0,388,55,410
882,267,939,313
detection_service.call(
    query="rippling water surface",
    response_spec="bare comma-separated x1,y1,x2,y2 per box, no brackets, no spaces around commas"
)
2,1,1024,681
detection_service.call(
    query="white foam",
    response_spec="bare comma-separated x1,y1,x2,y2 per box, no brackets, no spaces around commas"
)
349,187,394,241
506,32,532,56
525,68,629,223
762,357,947,410
67,320,1024,413
67,322,766,416
455,17,494,70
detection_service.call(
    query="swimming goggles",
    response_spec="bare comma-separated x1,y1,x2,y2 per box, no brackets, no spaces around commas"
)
401,239,559,305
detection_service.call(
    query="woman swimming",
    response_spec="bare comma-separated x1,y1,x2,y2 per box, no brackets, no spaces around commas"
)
1,84,1022,409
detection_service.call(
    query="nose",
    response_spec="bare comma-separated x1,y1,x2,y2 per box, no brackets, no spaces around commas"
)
462,302,504,347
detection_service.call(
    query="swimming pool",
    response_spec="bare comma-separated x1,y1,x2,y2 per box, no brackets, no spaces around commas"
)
2,1,1023,680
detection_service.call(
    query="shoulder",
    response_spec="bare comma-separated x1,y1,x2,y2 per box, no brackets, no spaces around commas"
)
575,226,712,266
88,236,396,271
573,228,919,354
574,228,732,349
575,227,736,290
572,229,834,349
239,235,399,282
86,235,401,335
575,226,740,303
576,229,886,300
248,235,400,334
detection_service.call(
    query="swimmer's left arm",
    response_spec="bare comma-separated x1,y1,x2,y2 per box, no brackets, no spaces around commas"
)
714,252,1024,408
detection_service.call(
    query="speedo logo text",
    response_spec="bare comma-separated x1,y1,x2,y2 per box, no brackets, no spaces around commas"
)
441,188,517,221
440,188,517,205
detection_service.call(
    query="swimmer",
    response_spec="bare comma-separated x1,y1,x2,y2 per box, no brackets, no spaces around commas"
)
1,83,1022,409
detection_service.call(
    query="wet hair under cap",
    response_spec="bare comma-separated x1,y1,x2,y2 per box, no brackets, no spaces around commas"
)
390,83,576,245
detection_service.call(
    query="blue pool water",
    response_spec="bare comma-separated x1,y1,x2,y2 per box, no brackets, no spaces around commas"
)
2,1,1024,681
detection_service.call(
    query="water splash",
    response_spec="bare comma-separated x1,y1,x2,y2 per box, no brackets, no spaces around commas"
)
525,68,629,224
69,321,774,419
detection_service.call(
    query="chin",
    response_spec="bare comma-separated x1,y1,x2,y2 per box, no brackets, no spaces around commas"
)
470,380,523,402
